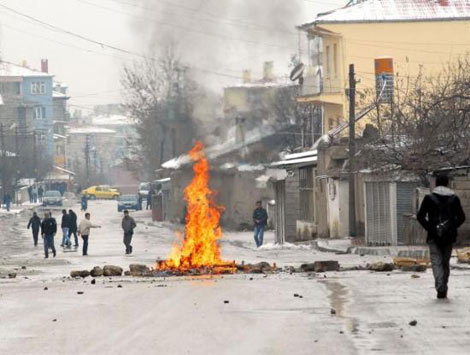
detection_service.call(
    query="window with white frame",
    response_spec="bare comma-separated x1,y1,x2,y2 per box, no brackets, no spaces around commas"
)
31,81,46,94
325,45,331,77
34,106,46,120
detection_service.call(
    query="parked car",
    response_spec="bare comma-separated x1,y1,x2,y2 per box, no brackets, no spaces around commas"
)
138,182,150,198
43,190,63,206
82,185,120,200
117,194,140,212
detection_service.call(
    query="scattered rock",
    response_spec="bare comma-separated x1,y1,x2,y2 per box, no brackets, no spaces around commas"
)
368,262,395,272
124,271,131,276
224,300,229,304
409,320,418,326
331,309,336,315
411,274,420,279
77,291,84,295
91,279,96,285
8,273,16,279
21,266,27,270
103,265,123,277
299,295,303,299
249,277,253,281
70,270,90,278
456,248,470,263
301,261,339,272
129,264,150,273
339,331,344,334
294,293,299,297
44,287,48,291
401,265,427,272
117,284,123,288
52,319,57,322
240,262,276,273
90,266,103,277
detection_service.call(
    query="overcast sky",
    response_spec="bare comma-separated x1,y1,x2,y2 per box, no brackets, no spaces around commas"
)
0,0,346,112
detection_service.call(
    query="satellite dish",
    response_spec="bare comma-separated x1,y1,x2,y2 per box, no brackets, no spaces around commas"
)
290,63,305,82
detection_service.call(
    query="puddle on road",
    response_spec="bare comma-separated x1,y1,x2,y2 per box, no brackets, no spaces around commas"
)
319,279,360,334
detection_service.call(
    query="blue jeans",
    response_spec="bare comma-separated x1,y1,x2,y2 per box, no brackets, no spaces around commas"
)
254,225,265,247
82,235,89,255
5,201,10,212
429,241,453,293
44,234,56,258
62,227,70,246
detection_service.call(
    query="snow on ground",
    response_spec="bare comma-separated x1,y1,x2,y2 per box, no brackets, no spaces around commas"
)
1,200,470,354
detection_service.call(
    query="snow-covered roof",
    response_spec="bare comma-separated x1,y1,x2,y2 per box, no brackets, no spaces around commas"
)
92,114,134,126
309,0,470,24
0,150,17,157
270,150,317,168
0,62,52,78
227,76,295,89
53,91,69,99
68,126,116,135
54,166,75,176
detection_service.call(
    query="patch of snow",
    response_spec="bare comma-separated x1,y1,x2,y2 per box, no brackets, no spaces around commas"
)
68,127,116,135
237,164,265,172
92,114,134,126
0,61,52,77
258,242,313,250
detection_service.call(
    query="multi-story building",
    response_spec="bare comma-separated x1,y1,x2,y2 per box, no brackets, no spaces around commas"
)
297,0,470,135
0,60,55,162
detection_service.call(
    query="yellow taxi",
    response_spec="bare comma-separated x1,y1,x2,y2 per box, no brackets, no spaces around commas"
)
82,185,120,200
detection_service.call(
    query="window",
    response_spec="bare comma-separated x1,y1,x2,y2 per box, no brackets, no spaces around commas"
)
333,44,338,77
31,81,46,94
34,106,46,120
325,45,331,77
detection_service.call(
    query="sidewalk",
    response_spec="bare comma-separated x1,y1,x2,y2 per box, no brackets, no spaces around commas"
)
313,238,430,259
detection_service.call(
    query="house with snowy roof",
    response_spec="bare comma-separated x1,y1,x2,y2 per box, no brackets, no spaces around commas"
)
297,0,470,135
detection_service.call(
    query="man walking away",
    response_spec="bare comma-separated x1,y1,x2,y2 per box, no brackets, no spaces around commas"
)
81,194,88,211
68,209,79,248
122,210,137,254
252,201,268,248
41,212,57,258
28,185,33,203
27,212,41,246
146,190,152,210
60,209,71,248
38,186,44,203
78,213,101,256
417,175,466,299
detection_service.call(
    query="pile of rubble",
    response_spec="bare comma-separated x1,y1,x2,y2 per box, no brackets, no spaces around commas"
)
457,248,470,263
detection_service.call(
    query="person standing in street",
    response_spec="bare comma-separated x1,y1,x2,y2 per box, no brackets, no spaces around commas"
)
28,185,33,203
38,186,44,203
60,209,71,248
41,212,57,259
146,189,152,210
418,175,466,299
27,212,41,246
252,201,268,248
3,193,11,212
68,209,79,248
122,210,137,255
81,194,88,211
78,212,101,256
32,185,38,203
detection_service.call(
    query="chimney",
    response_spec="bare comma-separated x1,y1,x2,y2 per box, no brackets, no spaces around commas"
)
438,0,449,6
242,70,251,84
41,59,48,73
263,61,274,82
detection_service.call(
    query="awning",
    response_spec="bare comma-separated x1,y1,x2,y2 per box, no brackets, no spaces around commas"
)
270,151,318,169
54,166,75,176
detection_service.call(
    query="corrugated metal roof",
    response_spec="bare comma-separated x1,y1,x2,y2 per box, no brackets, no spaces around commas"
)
313,0,470,24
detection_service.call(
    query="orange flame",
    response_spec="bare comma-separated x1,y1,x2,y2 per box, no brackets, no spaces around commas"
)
157,142,230,271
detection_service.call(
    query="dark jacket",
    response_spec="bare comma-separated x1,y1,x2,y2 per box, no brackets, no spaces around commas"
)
28,215,41,231
253,207,268,226
417,186,466,245
61,213,71,228
122,216,137,233
41,217,57,236
69,211,78,232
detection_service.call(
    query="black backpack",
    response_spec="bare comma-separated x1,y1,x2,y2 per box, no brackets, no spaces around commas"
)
429,194,456,241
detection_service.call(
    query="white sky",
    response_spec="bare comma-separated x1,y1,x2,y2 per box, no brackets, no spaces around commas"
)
0,0,346,112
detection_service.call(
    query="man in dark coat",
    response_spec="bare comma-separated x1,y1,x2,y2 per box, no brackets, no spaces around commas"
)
252,201,268,248
417,175,466,299
68,209,79,247
60,209,72,248
27,212,41,246
122,210,137,254
41,212,57,258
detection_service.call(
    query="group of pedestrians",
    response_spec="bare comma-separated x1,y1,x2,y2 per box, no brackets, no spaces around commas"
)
27,185,44,204
27,208,137,258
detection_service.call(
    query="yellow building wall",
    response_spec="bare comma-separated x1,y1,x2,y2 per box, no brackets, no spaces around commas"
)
224,87,249,113
317,20,470,131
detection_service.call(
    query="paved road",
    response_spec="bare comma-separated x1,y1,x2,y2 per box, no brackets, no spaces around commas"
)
1,200,470,354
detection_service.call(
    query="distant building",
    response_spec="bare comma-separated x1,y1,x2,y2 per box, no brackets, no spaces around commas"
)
53,82,70,168
0,59,55,161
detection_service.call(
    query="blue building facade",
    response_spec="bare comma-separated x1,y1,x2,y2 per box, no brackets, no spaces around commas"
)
22,74,54,159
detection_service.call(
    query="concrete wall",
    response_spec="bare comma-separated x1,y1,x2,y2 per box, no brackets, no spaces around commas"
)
284,172,300,242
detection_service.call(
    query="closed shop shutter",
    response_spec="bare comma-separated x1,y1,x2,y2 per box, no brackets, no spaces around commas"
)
366,182,392,245
396,182,416,245
275,181,286,244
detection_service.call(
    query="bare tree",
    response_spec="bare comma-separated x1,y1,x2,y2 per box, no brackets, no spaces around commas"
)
359,57,470,184
121,43,197,178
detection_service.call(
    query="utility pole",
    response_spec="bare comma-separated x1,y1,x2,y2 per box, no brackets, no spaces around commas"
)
348,64,357,237
85,135,90,185
32,132,37,179
0,124,5,197
15,126,19,180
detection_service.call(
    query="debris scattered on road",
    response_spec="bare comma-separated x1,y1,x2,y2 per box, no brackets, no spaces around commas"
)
301,261,339,272
411,274,421,279
44,287,48,291
90,266,103,277
456,248,470,263
21,266,26,270
117,284,123,288
103,265,123,276
77,291,84,295
8,273,16,279
393,257,430,271
224,300,229,304
70,270,90,278
294,293,299,297
91,279,96,285
331,309,336,315
52,319,57,322
409,320,418,326
367,262,394,272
